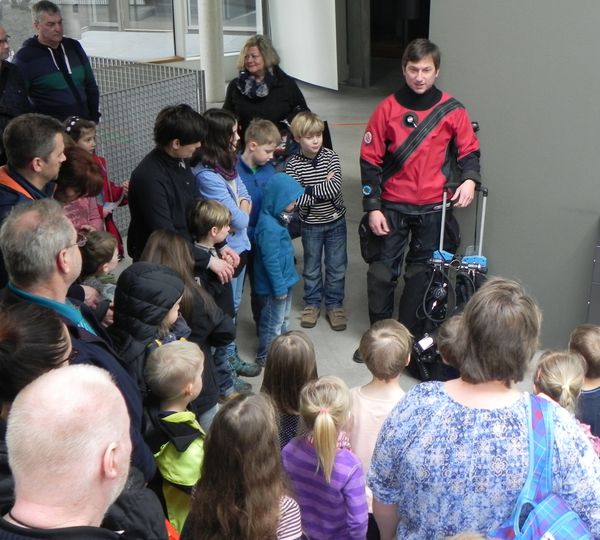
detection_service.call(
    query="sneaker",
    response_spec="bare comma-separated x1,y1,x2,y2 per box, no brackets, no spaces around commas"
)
256,355,267,368
232,376,252,394
301,305,320,328
228,352,262,377
352,348,364,364
327,308,347,331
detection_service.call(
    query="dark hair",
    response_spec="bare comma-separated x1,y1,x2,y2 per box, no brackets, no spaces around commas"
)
569,324,600,379
190,108,237,170
402,38,441,70
63,116,96,143
262,331,318,415
459,278,542,386
188,393,284,539
3,114,64,169
0,303,69,403
154,104,207,148
140,229,218,322
80,230,117,279
54,146,103,201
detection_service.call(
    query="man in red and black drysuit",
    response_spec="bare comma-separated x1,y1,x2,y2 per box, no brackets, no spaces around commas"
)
359,38,481,346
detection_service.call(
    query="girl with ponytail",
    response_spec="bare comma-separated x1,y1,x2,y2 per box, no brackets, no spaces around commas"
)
281,376,368,539
534,350,600,456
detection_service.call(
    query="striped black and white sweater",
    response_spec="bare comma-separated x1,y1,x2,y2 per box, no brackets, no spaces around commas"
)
285,146,346,225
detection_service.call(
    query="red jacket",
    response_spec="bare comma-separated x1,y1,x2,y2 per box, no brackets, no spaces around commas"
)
360,87,480,211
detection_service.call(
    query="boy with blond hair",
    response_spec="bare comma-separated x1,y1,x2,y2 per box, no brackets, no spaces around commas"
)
570,324,600,436
237,119,281,326
348,319,411,537
145,340,206,533
286,111,348,331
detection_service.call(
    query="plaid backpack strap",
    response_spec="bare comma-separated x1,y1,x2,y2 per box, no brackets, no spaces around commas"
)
528,395,555,500
488,395,554,538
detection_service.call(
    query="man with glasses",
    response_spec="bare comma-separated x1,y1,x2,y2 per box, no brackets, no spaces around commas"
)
0,25,32,167
0,198,156,484
0,112,66,287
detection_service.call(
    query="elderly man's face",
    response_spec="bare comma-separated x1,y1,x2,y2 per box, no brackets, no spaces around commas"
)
0,27,11,62
63,223,83,284
34,11,63,49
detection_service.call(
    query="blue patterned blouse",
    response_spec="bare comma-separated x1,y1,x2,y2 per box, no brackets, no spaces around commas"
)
368,382,600,539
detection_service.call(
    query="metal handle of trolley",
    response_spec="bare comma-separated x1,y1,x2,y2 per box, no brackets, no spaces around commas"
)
432,182,489,272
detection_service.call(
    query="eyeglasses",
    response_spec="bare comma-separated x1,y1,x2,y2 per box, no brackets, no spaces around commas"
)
67,233,87,249
0,36,10,46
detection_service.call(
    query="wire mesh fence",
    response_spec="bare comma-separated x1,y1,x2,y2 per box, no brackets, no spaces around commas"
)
91,57,205,234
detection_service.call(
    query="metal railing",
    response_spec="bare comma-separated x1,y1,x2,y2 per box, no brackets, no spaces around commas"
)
91,57,205,233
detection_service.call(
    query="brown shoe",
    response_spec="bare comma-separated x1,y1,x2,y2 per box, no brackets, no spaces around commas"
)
327,308,347,331
301,305,320,328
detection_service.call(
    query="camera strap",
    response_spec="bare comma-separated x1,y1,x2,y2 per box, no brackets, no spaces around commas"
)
381,97,462,183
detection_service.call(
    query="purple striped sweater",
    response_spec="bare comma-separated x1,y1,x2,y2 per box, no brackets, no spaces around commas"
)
282,436,368,539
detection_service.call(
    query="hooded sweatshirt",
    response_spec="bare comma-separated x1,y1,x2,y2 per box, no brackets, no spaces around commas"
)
252,173,304,297
13,36,100,122
108,262,185,395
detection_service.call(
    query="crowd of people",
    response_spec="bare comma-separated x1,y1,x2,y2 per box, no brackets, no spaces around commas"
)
0,1,599,539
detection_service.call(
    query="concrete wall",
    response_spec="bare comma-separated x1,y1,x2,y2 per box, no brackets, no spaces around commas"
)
430,0,600,348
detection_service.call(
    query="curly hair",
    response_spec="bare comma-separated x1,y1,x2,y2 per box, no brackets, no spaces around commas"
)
187,393,284,539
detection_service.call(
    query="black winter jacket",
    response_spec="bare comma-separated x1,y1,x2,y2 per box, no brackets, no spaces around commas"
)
187,290,235,415
108,262,185,395
0,60,31,166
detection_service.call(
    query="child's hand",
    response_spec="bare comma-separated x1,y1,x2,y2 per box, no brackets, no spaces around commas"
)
208,256,234,284
121,180,130,196
326,171,335,181
220,246,240,268
78,224,95,234
82,285,101,309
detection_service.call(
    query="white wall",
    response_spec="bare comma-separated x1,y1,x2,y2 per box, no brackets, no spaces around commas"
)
268,0,338,89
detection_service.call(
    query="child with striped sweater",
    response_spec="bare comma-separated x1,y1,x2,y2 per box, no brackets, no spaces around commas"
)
282,376,368,540
285,112,348,332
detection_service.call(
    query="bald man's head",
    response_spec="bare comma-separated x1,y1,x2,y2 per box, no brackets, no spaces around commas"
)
7,365,131,512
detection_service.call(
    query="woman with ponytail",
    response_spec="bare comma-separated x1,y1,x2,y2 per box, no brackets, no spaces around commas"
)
282,376,368,539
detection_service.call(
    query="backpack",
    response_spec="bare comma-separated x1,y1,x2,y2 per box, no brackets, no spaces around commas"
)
488,395,593,539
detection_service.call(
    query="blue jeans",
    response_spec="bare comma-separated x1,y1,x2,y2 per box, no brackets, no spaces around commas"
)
215,266,247,361
256,289,293,362
301,218,347,309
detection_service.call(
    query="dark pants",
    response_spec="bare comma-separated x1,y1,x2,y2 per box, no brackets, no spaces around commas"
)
366,205,459,331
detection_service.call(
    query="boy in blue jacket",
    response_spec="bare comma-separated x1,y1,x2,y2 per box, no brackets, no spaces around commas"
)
253,172,304,366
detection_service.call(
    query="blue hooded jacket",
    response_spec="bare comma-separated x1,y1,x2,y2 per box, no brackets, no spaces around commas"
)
253,173,304,297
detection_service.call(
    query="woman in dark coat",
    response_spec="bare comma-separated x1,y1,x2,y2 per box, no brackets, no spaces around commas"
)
223,34,308,145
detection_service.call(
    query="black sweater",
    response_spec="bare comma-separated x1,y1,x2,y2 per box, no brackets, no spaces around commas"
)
127,148,210,269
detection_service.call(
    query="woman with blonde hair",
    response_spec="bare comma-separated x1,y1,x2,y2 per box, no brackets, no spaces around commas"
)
282,375,368,539
180,393,302,540
223,34,308,144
